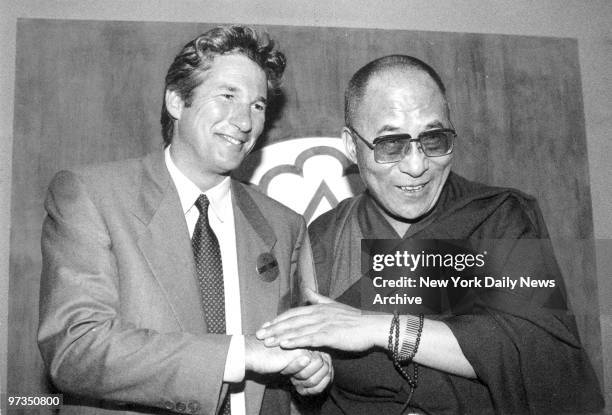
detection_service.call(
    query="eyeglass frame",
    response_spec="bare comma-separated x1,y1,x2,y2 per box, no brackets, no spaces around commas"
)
346,125,456,163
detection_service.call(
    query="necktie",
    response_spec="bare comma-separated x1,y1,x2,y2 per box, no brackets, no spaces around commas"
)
192,195,231,414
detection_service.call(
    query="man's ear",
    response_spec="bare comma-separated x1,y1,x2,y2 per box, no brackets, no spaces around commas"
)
342,127,358,164
165,89,184,120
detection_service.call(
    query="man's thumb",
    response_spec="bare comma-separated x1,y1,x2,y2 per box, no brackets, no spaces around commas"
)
304,288,334,304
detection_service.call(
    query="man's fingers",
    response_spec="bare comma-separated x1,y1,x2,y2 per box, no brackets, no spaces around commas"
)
258,306,314,332
292,365,326,388
293,361,334,395
279,352,311,375
263,321,322,347
291,353,325,380
257,314,320,341
304,288,334,304
319,351,332,368
307,370,334,395
279,333,327,349
259,293,338,332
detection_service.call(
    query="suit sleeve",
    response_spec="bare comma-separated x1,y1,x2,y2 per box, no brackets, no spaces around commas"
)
38,170,229,415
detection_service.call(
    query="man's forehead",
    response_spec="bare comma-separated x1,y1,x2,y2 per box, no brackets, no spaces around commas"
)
358,71,446,118
203,53,265,77
195,53,267,93
367,69,441,100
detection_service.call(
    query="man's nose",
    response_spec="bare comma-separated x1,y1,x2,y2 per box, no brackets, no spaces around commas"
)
396,142,428,177
229,104,253,133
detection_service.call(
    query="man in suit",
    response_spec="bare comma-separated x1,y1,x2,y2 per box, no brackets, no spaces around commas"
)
38,26,332,415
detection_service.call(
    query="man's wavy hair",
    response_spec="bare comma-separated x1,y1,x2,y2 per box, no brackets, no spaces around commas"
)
161,26,286,146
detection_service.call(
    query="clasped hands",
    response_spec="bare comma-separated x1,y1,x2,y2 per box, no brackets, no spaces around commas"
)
251,289,388,395
245,335,332,395
256,288,386,352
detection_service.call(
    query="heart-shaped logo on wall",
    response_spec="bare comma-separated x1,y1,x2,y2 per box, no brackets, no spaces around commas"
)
236,137,365,223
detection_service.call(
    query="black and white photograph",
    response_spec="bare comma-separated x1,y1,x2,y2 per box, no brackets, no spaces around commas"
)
1,1,611,414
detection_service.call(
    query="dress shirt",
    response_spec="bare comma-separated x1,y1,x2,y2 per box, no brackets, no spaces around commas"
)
165,147,246,415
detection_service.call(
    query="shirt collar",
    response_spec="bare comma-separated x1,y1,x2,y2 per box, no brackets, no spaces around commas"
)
164,146,232,223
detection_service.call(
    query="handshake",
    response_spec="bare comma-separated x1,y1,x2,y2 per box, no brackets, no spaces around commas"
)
244,288,350,396
246,287,374,395
245,335,332,395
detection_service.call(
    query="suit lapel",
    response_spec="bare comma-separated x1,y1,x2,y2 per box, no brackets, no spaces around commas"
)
232,181,279,336
232,181,281,415
134,152,206,334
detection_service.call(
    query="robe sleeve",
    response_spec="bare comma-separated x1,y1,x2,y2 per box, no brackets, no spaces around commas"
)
445,194,604,414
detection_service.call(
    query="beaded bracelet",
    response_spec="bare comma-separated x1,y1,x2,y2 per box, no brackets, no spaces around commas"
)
387,312,419,392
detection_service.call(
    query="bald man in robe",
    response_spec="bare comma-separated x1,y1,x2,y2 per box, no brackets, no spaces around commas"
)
257,55,603,415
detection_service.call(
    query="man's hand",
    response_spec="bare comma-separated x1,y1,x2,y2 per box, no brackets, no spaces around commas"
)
255,289,389,352
245,335,313,374
244,335,333,395
284,351,333,395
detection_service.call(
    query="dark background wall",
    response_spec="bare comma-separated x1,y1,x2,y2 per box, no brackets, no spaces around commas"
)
1,1,611,413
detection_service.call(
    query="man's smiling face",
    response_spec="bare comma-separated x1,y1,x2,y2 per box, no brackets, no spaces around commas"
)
168,53,268,190
345,70,453,221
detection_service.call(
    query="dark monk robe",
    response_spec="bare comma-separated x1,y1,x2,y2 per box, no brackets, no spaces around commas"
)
309,172,603,415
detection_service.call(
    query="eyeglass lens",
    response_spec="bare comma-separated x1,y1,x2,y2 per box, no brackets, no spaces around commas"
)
374,131,454,162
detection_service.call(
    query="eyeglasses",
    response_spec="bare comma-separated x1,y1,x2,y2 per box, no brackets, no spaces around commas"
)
347,126,456,164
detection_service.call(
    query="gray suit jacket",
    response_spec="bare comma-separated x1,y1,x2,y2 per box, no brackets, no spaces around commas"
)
38,152,316,415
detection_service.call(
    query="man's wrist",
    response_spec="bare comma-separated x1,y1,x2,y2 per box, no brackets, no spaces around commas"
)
244,335,259,373
367,314,395,349
223,334,245,382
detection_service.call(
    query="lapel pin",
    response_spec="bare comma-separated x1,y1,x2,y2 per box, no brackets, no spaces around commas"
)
256,252,279,282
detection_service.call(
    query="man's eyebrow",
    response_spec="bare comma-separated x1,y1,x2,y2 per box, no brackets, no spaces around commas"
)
218,84,267,104
423,121,446,130
218,84,237,92
374,120,448,136
375,125,401,135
